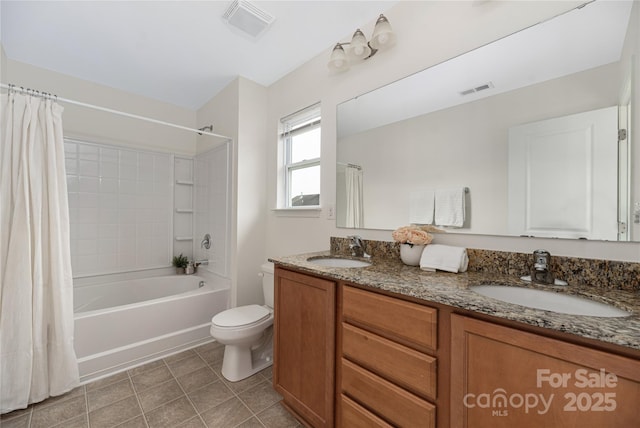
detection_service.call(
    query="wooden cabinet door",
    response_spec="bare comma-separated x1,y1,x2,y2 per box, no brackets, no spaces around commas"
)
273,268,336,428
451,315,640,428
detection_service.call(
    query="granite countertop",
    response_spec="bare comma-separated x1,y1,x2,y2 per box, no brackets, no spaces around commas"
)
269,251,640,352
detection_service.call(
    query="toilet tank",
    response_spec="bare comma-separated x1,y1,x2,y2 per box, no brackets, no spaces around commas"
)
261,262,275,308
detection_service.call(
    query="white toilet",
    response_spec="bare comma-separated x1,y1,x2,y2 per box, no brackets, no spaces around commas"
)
210,262,274,382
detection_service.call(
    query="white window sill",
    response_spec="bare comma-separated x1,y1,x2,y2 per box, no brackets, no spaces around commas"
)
272,206,322,218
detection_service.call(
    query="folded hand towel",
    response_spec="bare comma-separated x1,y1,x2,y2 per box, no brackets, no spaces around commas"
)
420,244,469,273
409,190,435,225
434,188,465,227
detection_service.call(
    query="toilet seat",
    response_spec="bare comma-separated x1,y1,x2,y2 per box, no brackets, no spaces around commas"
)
212,304,271,329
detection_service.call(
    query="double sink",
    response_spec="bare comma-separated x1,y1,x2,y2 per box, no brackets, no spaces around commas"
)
306,256,630,318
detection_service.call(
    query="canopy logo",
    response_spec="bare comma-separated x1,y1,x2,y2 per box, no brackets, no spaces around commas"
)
463,368,618,417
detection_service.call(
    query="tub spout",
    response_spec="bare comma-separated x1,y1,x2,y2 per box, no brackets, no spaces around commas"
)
195,259,209,266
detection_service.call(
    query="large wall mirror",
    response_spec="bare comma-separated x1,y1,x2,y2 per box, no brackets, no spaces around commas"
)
336,0,639,241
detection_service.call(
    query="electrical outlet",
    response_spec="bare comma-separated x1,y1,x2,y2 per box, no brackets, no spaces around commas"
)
327,204,335,220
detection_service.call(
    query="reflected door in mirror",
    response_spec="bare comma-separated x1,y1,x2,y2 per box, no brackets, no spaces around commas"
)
507,107,618,240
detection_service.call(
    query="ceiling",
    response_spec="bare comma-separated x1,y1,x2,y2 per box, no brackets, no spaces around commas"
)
1,1,396,110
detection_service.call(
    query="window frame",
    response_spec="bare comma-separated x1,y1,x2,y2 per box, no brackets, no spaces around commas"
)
280,103,321,209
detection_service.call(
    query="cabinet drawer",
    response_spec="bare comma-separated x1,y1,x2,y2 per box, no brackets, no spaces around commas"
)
342,358,436,428
342,323,437,400
343,285,437,352
340,394,392,428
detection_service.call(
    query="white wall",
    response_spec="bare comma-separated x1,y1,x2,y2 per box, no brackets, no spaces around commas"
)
197,77,268,306
1,45,7,83
266,0,640,262
5,58,197,155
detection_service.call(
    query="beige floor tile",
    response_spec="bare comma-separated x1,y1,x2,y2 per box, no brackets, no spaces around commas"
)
88,396,142,428
144,396,197,428
87,378,134,412
0,413,31,428
127,359,166,377
164,349,197,365
194,342,225,364
238,380,282,414
137,378,185,412
34,386,86,409
113,415,148,428
235,417,265,428
199,397,252,428
176,366,219,393
0,406,32,424
206,358,224,379
187,381,234,414
51,413,88,428
166,354,207,379
31,395,86,428
259,366,273,381
130,364,173,393
222,373,264,395
176,416,208,427
85,371,129,391
256,402,301,428
0,347,292,428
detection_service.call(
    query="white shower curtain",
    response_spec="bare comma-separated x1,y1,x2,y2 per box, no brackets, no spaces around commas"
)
0,92,79,413
345,166,364,228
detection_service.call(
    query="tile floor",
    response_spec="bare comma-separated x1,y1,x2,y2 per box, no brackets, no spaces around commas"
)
0,342,301,428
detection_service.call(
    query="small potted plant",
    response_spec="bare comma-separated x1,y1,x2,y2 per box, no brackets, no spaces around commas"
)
172,253,189,274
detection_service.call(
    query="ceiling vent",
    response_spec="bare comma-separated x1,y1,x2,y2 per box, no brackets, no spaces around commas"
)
222,0,275,39
460,82,494,96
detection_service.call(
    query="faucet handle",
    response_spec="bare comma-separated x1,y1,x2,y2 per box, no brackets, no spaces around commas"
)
533,249,550,270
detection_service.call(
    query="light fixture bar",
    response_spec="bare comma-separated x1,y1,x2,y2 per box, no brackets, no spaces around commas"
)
328,14,396,72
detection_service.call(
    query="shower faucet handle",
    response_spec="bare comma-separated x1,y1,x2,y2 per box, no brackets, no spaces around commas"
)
201,233,211,249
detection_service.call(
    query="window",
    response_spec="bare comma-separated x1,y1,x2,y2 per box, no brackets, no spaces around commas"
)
280,104,321,208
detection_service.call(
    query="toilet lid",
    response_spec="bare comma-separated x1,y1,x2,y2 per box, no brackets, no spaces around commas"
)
212,304,270,327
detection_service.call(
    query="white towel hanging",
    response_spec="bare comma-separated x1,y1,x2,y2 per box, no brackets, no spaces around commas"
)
409,190,435,224
435,187,465,227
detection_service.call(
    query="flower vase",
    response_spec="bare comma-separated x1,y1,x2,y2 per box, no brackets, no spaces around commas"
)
400,243,426,266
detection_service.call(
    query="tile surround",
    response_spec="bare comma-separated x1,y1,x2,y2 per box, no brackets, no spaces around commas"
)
330,236,640,292
65,140,172,276
1,343,300,428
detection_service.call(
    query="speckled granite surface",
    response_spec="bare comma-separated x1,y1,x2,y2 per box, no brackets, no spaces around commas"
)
330,237,640,291
269,250,640,352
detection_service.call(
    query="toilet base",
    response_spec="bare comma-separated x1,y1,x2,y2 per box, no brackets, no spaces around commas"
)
220,328,273,382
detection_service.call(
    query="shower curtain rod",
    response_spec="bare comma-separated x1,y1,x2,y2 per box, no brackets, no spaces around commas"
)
338,162,362,170
0,83,230,140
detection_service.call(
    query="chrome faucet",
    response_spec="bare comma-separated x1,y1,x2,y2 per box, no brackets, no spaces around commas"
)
348,235,371,258
531,249,554,285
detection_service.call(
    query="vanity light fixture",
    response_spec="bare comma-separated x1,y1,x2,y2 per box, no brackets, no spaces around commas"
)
328,14,396,72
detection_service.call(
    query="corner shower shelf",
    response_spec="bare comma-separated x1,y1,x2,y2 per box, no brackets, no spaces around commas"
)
175,209,193,213
174,236,193,241
175,180,194,186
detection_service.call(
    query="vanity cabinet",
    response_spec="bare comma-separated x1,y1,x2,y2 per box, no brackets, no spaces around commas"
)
337,285,438,427
450,314,640,428
272,264,639,428
273,267,336,428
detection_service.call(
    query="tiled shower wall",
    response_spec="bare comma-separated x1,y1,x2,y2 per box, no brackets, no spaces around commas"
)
65,140,172,276
194,143,231,278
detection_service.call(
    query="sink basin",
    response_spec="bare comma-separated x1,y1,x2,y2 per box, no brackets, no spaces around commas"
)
471,285,631,318
307,257,372,268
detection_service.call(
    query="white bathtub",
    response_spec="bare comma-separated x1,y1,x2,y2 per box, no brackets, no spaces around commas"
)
74,274,229,383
